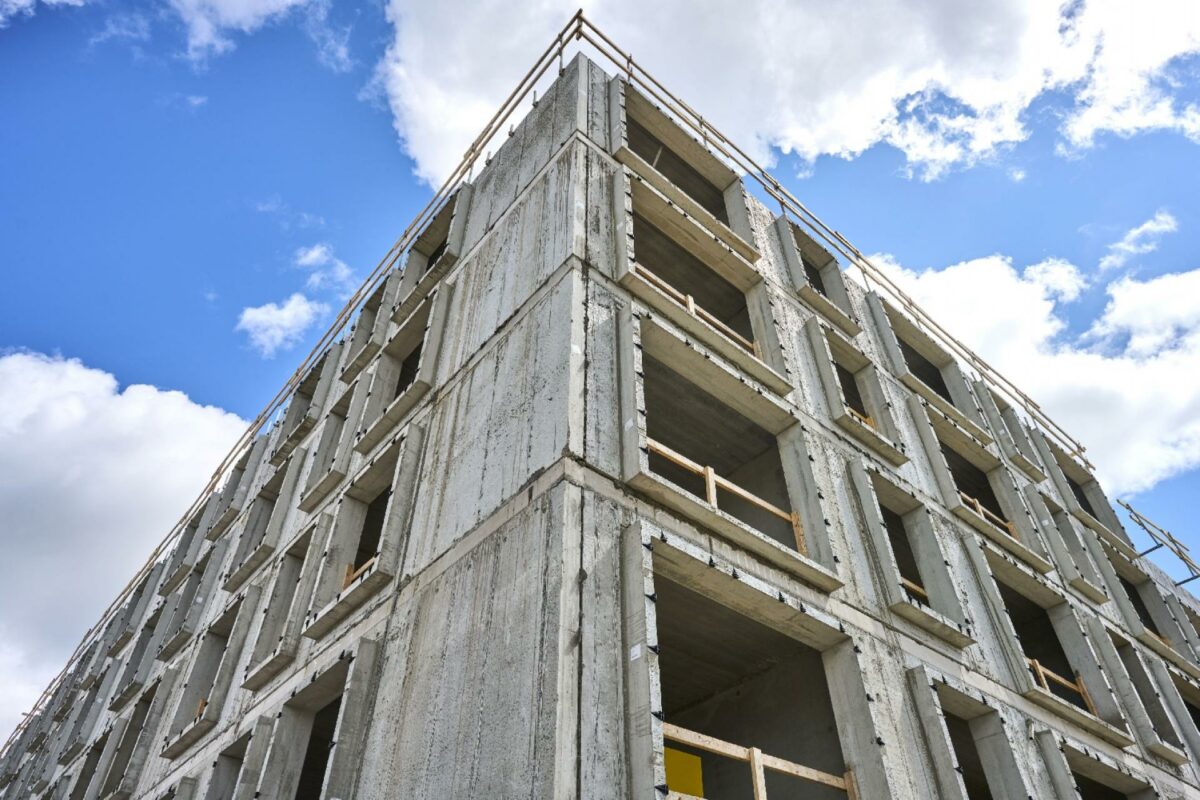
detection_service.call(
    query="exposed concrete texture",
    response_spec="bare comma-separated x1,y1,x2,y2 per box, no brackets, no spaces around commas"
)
7,52,1200,800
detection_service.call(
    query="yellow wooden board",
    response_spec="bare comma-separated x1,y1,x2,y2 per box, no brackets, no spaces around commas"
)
665,747,704,796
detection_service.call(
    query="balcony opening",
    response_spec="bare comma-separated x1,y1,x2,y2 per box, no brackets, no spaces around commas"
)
166,600,241,747
1065,473,1098,518
357,295,440,455
247,531,312,682
309,403,349,485
67,731,109,800
996,582,1093,714
801,253,827,297
159,559,207,662
1117,576,1168,645
633,214,754,351
942,444,1013,539
1115,641,1183,749
203,732,249,800
627,117,728,225
898,339,953,404
1074,772,1130,800
1179,686,1200,734
100,686,156,797
943,712,994,800
394,341,423,399
644,355,801,553
656,576,851,799
880,504,926,604
346,282,386,359
293,695,342,800
347,488,389,588
834,362,871,429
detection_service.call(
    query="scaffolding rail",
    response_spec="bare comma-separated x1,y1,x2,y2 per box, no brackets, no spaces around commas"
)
1120,500,1200,586
3,10,1191,755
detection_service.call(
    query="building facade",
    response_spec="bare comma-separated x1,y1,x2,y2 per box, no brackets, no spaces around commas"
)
4,51,1200,800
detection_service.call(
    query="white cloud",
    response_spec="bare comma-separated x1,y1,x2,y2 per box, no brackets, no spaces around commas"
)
374,0,1200,186
1007,167,1027,183
1098,209,1179,271
294,241,357,295
87,11,150,46
0,0,85,28
869,252,1200,496
0,351,245,736
255,193,325,230
235,292,328,357
1026,256,1087,301
165,0,353,67
167,0,310,61
303,0,352,73
1089,269,1200,356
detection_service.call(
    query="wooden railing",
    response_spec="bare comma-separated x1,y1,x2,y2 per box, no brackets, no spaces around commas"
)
342,557,377,590
647,438,805,554
634,265,762,360
1027,657,1097,716
663,722,858,799
900,577,929,602
845,406,875,430
958,491,1018,540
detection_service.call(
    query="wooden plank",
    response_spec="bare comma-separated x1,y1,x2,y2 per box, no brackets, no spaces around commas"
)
759,752,848,790
748,747,768,800
661,723,748,761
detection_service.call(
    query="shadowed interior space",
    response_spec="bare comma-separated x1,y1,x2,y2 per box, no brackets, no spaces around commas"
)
293,695,342,800
996,583,1088,711
644,355,797,550
627,117,728,224
656,576,847,799
633,214,752,343
898,338,953,403
942,444,1010,530
944,712,994,800
1074,772,1130,800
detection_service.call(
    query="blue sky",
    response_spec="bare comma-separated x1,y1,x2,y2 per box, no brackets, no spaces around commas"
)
3,0,1200,732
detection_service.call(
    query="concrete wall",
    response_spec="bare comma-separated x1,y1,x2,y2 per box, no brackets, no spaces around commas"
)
5,52,1200,800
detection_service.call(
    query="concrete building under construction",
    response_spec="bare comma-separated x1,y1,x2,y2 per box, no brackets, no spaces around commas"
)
5,17,1200,800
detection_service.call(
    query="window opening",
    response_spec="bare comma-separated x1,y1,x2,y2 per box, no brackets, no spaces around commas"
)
898,338,953,404
656,577,853,799
942,444,1014,540
345,489,389,589
1073,772,1130,800
644,355,802,554
1065,473,1099,518
633,213,755,352
292,696,342,800
943,712,994,800
1118,577,1169,646
881,505,926,604
627,117,728,224
801,254,828,297
996,583,1094,715
834,362,871,428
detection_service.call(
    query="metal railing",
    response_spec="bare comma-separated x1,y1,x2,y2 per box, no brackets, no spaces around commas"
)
1120,499,1200,587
